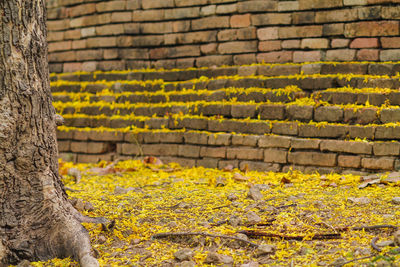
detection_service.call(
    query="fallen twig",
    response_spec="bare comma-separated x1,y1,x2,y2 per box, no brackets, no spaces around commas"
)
352,224,398,231
152,231,259,247
371,236,382,252
238,230,341,240
333,255,375,267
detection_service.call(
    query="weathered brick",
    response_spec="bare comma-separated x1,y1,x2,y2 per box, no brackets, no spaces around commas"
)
227,147,263,160
126,0,141,10
362,157,394,170
345,21,399,37
299,0,343,9
288,152,337,167
142,144,179,156
279,25,323,39
237,1,277,13
315,9,357,23
320,140,372,154
218,41,257,54
239,161,281,172
178,145,201,158
200,146,226,158
96,24,124,36
63,62,81,73
68,3,96,17
111,12,132,23
278,1,299,11
49,41,72,52
231,135,259,147
257,51,292,63
48,32,64,42
132,10,165,22
58,141,70,152
87,142,109,154
373,142,400,156
216,3,237,14
286,105,313,121
380,109,400,123
380,50,400,61
300,38,329,49
338,155,361,168
293,51,322,63
87,37,117,48
299,124,347,139
201,43,218,55
374,126,400,140
292,11,314,24
81,27,96,38
257,27,279,40
349,125,375,139
120,143,141,155
382,6,400,19
291,138,320,149
47,19,70,31
230,104,256,118
197,157,218,168
272,122,299,136
350,38,379,48
258,105,285,120
184,132,208,144
49,51,76,62
381,37,400,48
208,133,231,146
175,0,208,6
76,50,102,61
252,13,291,26
323,23,344,36
357,49,379,61
344,0,367,5
192,16,230,30
258,135,291,148
77,154,113,164
326,49,356,61
166,31,217,45
264,149,287,163
88,131,123,142
281,40,301,49
96,1,125,12
165,7,200,20
196,55,233,67
230,14,251,28
142,0,174,9
71,142,87,153
258,41,281,52
200,5,216,16
314,106,344,122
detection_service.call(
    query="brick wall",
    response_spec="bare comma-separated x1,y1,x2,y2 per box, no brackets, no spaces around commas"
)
47,0,400,72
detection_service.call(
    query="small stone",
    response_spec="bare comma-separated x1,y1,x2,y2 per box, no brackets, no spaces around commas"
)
204,252,233,264
17,260,32,267
97,235,107,244
394,230,400,246
347,197,371,205
233,172,249,181
84,201,95,211
174,248,194,261
228,215,242,227
246,211,261,225
256,244,276,257
248,186,263,201
392,197,400,204
227,193,238,201
240,261,259,267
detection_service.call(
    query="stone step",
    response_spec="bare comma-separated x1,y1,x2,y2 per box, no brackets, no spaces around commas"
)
51,62,400,83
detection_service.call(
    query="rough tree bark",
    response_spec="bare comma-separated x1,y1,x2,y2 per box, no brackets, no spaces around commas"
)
0,1,99,266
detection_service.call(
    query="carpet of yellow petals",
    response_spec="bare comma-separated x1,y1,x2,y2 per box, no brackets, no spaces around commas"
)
29,159,400,266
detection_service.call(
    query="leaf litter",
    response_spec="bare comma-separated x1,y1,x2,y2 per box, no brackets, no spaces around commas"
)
31,159,400,266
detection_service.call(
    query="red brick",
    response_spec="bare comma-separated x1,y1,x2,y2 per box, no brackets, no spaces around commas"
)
48,41,71,52
301,38,329,49
252,13,291,26
315,9,357,23
142,22,173,34
361,157,394,170
257,51,293,63
299,0,343,9
142,0,174,9
230,14,251,28
48,32,64,42
238,1,277,13
72,39,86,49
288,152,337,167
192,16,230,30
279,25,323,39
357,49,379,61
68,3,96,17
326,49,356,61
293,51,322,63
47,20,70,31
281,40,300,49
96,1,125,12
350,38,379,48
200,146,226,158
111,12,132,23
264,149,287,163
381,37,400,48
132,10,165,22
345,21,399,37
218,41,257,54
258,41,281,52
64,29,81,40
257,27,279,40
331,39,350,48
338,155,361,168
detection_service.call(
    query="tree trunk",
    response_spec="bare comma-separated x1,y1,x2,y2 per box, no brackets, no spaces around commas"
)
0,1,98,266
